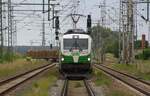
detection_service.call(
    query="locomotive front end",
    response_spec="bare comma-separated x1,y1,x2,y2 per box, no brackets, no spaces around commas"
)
59,33,92,79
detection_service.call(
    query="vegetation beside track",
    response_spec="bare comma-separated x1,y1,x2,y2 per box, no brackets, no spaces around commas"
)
94,69,137,96
94,69,112,86
0,51,24,63
15,68,58,96
110,62,150,81
105,53,150,81
0,59,49,80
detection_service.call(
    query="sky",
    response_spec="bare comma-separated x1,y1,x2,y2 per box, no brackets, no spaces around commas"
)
5,0,149,46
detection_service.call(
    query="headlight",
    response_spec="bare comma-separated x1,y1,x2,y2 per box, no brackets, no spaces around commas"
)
61,58,64,61
88,58,91,61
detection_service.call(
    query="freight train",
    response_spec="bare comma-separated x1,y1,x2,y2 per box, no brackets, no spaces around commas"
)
27,50,59,62
59,29,93,79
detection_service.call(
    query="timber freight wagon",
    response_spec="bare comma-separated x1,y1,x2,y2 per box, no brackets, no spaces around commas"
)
27,50,59,61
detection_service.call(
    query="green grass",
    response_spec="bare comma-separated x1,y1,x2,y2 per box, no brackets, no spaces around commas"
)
94,68,136,96
138,73,150,81
104,53,150,81
74,82,82,88
16,69,58,96
0,52,22,63
112,64,138,74
0,59,48,79
111,62,150,81
106,90,133,96
94,69,112,86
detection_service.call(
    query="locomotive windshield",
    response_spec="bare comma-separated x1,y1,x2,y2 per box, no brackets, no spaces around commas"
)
63,39,88,50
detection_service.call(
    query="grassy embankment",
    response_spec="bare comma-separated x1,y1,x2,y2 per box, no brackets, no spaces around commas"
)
94,69,136,96
0,59,49,80
0,52,20,63
105,54,150,81
15,68,58,96
111,61,150,81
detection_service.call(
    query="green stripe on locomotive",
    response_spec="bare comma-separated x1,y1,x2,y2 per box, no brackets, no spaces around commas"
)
61,54,91,64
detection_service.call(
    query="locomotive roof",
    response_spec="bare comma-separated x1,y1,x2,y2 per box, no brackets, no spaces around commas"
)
63,33,91,39
64,29,88,34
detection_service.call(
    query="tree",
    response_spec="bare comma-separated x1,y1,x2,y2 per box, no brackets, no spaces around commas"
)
91,25,119,58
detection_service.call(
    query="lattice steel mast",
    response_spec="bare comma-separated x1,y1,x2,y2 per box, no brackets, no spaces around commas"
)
7,0,13,52
119,0,136,64
42,0,46,46
0,0,3,57
101,0,106,63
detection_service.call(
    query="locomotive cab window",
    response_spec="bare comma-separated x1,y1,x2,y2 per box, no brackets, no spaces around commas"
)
63,39,88,50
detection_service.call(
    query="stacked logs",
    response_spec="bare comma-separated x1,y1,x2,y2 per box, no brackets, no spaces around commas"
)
27,50,59,60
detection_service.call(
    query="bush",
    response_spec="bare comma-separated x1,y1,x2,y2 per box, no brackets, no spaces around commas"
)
136,48,150,60
135,40,149,49
0,52,22,63
135,53,144,60
143,49,150,60
26,57,32,62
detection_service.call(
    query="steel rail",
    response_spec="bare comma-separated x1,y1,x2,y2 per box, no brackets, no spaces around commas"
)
0,63,51,85
83,80,95,96
0,63,55,95
94,64,150,96
61,79,69,96
61,79,95,96
100,64,150,85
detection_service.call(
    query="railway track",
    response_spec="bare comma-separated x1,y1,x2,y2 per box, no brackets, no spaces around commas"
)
0,63,55,95
61,79,69,96
94,64,150,96
83,80,95,96
61,79,95,96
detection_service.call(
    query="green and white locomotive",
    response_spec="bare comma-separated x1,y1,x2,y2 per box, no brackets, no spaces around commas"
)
59,29,92,79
